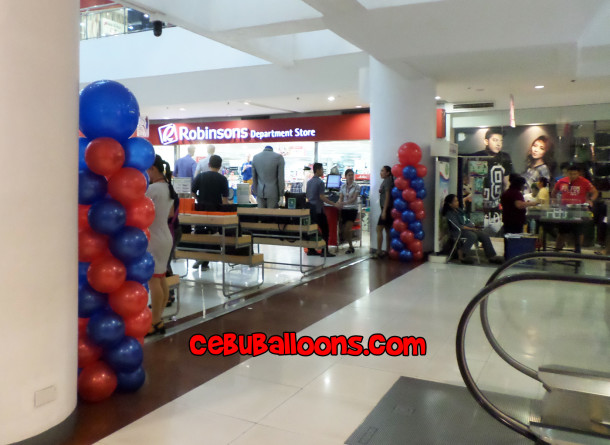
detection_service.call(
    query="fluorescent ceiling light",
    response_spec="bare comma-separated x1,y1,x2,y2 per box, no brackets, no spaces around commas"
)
435,96,441,100
535,85,544,89
327,96,336,102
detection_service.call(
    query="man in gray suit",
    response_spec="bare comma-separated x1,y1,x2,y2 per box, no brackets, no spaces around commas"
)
251,145,285,208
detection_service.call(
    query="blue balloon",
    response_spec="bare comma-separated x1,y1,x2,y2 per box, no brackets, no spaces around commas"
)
390,228,401,239
399,249,413,262
78,262,90,288
391,239,405,252
393,198,407,212
105,336,144,372
411,178,425,190
89,198,126,235
391,187,402,200
416,188,427,199
123,138,155,171
409,221,423,233
109,226,148,263
126,252,155,284
87,309,125,348
79,137,90,170
78,283,107,318
143,282,150,293
415,230,425,240
402,166,417,180
143,170,150,190
79,169,108,205
116,366,146,392
80,80,140,142
401,210,416,223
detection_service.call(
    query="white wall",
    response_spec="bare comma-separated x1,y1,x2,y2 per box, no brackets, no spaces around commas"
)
0,1,79,442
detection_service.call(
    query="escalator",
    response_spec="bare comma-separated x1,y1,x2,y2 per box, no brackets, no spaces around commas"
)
456,252,610,444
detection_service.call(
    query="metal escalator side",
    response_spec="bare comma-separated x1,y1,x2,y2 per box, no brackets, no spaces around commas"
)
456,272,610,443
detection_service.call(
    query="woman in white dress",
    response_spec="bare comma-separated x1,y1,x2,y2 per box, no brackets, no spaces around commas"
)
145,155,177,336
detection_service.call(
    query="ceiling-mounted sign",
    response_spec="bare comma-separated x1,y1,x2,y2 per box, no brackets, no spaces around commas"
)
148,114,370,145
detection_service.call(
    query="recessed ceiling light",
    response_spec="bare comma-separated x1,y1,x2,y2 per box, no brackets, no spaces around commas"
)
435,96,441,100
243,102,250,105
327,96,336,102
179,107,186,111
535,85,544,89
355,105,363,108
163,116,170,120
144,14,149,18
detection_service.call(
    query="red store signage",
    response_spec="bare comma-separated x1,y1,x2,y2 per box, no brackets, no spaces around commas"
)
148,114,370,145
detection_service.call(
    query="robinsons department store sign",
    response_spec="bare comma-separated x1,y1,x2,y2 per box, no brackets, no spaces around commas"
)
148,114,370,145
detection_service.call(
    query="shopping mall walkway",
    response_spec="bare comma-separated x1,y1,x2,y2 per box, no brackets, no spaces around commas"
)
59,255,608,445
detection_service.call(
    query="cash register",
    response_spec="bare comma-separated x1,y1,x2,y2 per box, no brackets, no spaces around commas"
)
326,174,342,202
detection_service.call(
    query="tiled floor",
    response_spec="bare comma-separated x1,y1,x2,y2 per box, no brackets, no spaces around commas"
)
81,253,610,445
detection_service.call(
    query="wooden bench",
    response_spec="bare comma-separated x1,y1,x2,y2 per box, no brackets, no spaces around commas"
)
175,212,264,297
237,207,327,274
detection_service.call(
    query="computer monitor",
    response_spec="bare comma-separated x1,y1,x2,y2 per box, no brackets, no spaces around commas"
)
326,174,342,190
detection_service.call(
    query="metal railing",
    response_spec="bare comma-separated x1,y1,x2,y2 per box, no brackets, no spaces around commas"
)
80,6,173,40
455,254,610,442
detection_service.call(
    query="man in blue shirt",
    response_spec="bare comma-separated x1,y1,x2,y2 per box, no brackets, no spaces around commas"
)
306,163,339,257
174,145,197,179
241,154,252,183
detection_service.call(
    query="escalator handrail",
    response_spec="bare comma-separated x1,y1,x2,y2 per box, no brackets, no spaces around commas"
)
456,272,610,442
480,252,609,381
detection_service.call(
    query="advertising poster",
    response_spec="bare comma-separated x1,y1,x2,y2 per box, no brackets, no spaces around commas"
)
455,125,570,234
435,160,451,253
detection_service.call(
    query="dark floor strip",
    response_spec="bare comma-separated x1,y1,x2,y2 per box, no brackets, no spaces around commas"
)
61,258,421,445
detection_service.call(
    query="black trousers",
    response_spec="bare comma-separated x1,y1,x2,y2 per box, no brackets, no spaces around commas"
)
309,208,329,250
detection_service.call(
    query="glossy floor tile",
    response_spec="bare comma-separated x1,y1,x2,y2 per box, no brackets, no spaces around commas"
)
72,254,609,445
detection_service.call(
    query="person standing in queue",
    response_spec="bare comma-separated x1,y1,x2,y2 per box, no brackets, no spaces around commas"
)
500,174,539,234
337,169,361,254
145,155,178,336
372,165,393,259
190,154,230,270
251,145,285,208
306,163,339,257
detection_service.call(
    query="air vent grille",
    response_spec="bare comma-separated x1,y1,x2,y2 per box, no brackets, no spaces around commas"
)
452,102,494,110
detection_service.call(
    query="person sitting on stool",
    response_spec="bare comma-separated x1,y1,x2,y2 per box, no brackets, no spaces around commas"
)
306,162,340,258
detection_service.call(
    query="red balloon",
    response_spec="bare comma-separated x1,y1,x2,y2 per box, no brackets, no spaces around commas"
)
412,250,424,261
409,199,424,212
398,142,422,166
135,336,145,346
124,308,153,338
400,230,414,245
78,317,89,336
109,281,149,318
87,255,126,293
416,164,428,178
392,219,407,233
79,205,91,232
85,137,125,177
143,228,151,241
415,209,426,220
394,177,409,191
391,163,405,179
78,229,109,263
390,208,402,221
78,336,103,368
402,188,417,202
125,196,156,229
388,249,400,261
78,361,117,402
108,168,148,205
408,239,423,252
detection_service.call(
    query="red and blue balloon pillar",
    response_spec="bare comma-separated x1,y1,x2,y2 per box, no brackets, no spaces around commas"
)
388,142,427,262
77,80,156,402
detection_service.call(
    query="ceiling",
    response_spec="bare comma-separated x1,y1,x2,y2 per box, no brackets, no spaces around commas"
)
82,0,610,121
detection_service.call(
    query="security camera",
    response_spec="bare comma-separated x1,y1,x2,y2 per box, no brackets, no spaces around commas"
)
153,20,163,37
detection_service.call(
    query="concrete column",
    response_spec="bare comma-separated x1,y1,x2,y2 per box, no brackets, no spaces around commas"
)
369,57,436,252
0,1,79,442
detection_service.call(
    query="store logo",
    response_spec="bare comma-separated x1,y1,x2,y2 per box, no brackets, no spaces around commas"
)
158,124,179,145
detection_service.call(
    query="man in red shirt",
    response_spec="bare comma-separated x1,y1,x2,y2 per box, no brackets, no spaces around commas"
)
551,163,598,251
